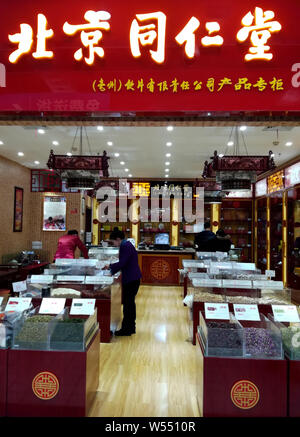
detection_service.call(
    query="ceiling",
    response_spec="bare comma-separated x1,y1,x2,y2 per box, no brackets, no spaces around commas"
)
0,124,299,178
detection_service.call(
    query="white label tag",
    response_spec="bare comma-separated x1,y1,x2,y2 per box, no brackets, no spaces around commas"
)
272,305,300,322
39,298,66,314
57,276,85,282
265,270,276,278
12,281,27,293
204,303,230,320
30,275,53,284
233,304,260,321
85,276,113,285
70,299,95,315
5,297,32,312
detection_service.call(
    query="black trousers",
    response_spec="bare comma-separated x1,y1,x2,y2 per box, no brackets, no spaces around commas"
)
121,280,140,331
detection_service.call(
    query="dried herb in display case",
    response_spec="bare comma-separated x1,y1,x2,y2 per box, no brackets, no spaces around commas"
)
13,314,55,350
199,312,244,357
280,325,300,359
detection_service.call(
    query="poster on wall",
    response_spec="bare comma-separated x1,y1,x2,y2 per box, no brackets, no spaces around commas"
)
43,196,66,231
13,187,23,232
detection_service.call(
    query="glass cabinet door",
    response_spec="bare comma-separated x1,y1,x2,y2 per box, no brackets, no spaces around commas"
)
270,192,283,281
256,197,267,271
287,186,300,289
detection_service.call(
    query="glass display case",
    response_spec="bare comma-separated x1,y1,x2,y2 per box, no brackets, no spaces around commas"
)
199,311,244,357
88,247,119,263
238,314,283,359
278,320,300,360
270,192,283,281
287,186,300,289
50,307,98,351
12,307,55,350
221,199,253,262
256,197,268,271
12,306,98,351
0,310,23,349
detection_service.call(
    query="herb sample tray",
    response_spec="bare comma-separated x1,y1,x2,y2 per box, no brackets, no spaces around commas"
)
199,312,244,358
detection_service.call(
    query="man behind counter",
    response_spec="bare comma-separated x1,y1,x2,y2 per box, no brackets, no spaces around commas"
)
194,222,215,251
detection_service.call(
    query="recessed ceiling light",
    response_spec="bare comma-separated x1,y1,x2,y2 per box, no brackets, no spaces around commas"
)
165,162,170,165
97,126,104,131
285,142,293,146
166,142,172,146
167,126,173,131
38,128,45,134
166,153,171,157
120,161,125,165
165,174,169,178
165,168,169,172
52,141,59,146
107,141,113,146
34,161,40,165
67,152,72,156
18,152,24,156
125,168,129,172
219,154,224,158
227,141,234,146
0,141,3,145
239,126,247,131
128,174,132,177
114,153,120,157
207,112,211,116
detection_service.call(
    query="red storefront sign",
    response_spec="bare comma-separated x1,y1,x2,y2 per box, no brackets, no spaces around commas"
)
0,0,299,113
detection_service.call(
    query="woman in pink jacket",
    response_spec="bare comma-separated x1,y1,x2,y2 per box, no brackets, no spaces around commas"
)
54,230,89,260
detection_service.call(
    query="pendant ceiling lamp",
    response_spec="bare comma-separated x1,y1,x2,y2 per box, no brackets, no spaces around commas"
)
202,126,276,191
47,126,110,190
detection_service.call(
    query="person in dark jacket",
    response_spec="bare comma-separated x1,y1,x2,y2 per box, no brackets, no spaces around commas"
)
109,230,142,336
211,229,232,252
194,222,215,251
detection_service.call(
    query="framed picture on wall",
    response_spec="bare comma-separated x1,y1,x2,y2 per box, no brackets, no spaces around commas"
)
13,187,24,232
43,195,66,231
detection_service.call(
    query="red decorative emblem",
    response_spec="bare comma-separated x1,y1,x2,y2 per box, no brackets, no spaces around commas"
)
32,371,59,400
150,259,171,280
231,379,259,410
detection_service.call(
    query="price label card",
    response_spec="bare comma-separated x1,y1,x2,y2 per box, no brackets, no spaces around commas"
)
233,304,260,321
57,276,85,282
12,280,27,293
30,275,53,284
272,305,300,323
204,303,230,320
223,280,252,289
265,270,276,278
39,298,66,314
209,267,220,275
85,276,113,285
5,297,32,312
70,299,95,315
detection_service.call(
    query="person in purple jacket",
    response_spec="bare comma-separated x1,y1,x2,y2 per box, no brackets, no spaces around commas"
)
109,229,142,336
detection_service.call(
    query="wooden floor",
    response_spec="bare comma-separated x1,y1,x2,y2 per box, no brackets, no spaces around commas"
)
88,285,201,417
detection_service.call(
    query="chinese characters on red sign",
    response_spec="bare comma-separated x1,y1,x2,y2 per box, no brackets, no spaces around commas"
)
8,6,282,65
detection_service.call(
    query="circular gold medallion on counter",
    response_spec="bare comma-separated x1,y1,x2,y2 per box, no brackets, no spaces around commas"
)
150,259,171,280
231,379,259,410
32,371,59,400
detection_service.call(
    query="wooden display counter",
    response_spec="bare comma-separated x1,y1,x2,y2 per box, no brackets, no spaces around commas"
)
0,349,8,417
6,331,100,417
196,333,287,417
138,249,195,285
